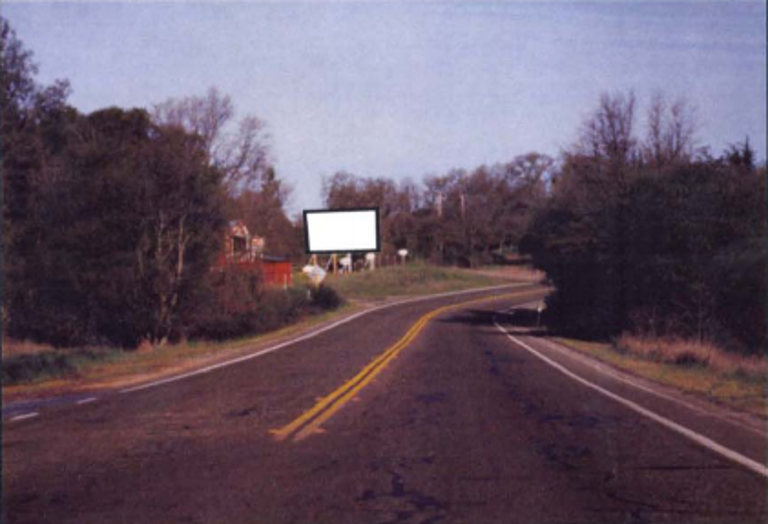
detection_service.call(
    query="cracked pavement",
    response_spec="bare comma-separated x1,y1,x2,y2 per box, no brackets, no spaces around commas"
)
3,286,766,523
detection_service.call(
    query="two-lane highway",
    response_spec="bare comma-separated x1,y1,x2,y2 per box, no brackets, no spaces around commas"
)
3,285,766,523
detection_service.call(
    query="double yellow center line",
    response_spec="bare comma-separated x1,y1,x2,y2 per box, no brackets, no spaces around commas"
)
271,288,545,443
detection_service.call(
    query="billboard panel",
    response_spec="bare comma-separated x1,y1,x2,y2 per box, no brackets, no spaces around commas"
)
303,208,380,254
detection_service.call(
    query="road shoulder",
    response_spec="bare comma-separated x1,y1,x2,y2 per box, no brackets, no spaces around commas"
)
494,307,766,474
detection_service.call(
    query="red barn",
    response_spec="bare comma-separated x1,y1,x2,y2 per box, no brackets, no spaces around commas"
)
261,256,293,288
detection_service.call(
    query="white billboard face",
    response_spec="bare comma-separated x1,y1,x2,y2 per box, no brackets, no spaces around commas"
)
304,208,380,254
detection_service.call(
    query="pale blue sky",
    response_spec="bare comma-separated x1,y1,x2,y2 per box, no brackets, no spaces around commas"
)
2,1,766,213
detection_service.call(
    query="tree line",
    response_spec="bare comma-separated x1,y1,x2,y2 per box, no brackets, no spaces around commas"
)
3,16,764,355
522,93,765,355
318,92,765,354
320,151,552,268
1,18,302,348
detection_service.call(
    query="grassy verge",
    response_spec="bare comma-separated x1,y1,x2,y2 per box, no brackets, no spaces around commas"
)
3,347,122,385
554,335,767,418
2,303,359,399
320,261,515,301
3,262,532,399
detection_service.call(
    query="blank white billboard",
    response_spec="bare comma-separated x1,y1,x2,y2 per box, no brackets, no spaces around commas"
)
304,208,380,254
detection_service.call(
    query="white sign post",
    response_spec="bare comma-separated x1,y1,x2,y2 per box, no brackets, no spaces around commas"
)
537,302,545,328
365,252,376,271
339,254,352,274
302,264,327,289
397,249,408,265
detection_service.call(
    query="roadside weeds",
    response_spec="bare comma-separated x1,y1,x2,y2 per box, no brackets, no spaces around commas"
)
2,304,361,403
615,335,767,380
554,336,767,419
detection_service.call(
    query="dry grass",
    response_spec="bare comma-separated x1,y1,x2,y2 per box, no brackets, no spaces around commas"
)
556,336,767,418
616,335,767,381
2,338,59,358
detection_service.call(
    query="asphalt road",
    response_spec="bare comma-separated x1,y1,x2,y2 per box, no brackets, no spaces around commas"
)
3,284,766,524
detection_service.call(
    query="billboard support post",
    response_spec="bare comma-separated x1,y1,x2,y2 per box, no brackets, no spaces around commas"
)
365,252,376,271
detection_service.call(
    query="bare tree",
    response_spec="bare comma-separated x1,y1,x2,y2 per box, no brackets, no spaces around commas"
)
152,87,232,155
646,92,666,167
221,115,271,192
152,87,270,193
644,92,697,171
505,152,554,185
577,91,638,168
571,91,639,200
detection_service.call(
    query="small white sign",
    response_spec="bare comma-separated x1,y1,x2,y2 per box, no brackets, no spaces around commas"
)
302,264,327,285
397,249,408,257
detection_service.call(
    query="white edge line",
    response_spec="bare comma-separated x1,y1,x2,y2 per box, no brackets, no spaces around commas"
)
534,337,765,436
498,303,764,437
120,283,533,394
493,318,768,479
10,412,39,422
76,397,98,405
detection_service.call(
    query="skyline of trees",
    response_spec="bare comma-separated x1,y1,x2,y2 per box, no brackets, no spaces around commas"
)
2,15,764,354
522,92,765,354
1,17,286,347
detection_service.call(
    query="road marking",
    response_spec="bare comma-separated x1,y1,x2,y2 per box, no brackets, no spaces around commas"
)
533,337,765,437
500,303,765,437
493,319,768,479
10,412,39,422
76,397,98,405
274,289,547,443
120,283,534,394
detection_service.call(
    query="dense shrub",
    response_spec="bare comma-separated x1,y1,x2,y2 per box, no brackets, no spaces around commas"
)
523,156,766,354
310,284,345,311
2,349,114,385
3,107,227,349
185,266,327,341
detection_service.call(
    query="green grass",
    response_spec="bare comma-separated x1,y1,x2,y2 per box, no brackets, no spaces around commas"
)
554,337,767,418
318,261,512,300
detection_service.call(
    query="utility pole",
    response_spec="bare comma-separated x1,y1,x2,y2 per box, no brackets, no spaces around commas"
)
460,192,469,266
436,191,444,264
